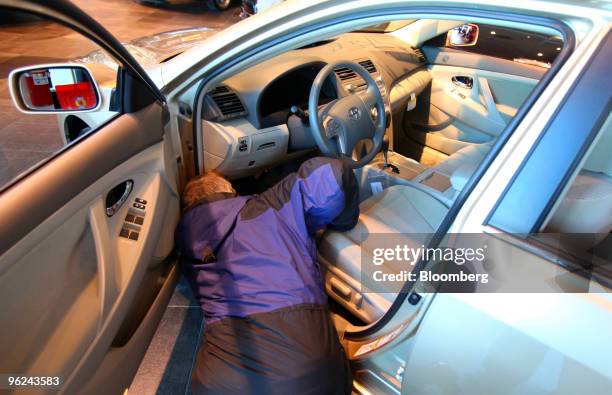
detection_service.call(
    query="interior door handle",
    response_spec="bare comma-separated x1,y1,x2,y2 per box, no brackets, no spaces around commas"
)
452,76,473,89
105,180,133,217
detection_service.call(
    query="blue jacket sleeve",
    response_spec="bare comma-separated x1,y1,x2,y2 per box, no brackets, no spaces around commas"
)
295,157,360,234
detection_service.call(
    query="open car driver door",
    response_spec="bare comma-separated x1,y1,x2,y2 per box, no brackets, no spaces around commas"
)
0,1,180,394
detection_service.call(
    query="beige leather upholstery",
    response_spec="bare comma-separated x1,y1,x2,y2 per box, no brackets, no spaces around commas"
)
434,141,491,178
318,185,449,323
431,141,491,198
546,171,612,237
319,123,610,322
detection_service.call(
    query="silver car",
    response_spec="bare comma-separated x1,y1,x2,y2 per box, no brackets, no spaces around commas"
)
1,0,610,394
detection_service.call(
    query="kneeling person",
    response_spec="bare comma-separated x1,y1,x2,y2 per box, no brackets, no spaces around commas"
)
175,157,359,395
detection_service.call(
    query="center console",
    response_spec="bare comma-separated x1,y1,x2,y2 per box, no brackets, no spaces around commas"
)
356,151,457,207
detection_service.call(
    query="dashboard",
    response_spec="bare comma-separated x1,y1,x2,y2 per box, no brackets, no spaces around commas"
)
196,32,429,178
258,62,337,128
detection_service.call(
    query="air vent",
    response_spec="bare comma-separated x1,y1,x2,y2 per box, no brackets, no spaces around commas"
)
211,86,230,95
334,59,377,82
209,86,247,119
412,47,427,63
334,67,357,81
358,59,377,74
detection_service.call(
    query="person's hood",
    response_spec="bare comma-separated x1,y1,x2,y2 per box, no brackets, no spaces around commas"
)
75,27,217,70
175,195,250,261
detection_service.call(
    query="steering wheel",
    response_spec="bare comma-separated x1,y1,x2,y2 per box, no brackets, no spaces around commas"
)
308,60,386,169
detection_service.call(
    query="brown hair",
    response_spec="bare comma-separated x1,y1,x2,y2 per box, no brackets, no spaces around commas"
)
182,171,236,210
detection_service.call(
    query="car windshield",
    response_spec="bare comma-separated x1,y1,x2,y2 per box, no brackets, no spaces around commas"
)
358,20,414,33
76,27,217,70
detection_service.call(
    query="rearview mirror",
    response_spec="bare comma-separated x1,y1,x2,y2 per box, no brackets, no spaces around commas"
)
9,64,101,113
446,23,479,47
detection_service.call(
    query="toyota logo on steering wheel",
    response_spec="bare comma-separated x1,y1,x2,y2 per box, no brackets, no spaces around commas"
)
348,107,361,121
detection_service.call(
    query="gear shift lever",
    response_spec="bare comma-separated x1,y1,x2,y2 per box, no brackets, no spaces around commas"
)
381,135,399,174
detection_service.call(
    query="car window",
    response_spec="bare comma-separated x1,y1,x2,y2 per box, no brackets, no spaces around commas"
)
0,10,121,190
426,23,564,68
487,31,611,283
522,118,612,287
533,120,612,279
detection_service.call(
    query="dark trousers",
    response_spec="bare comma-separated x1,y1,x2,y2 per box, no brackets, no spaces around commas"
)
192,304,352,395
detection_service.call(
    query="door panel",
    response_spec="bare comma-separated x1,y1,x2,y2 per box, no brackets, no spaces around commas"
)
0,103,180,394
430,65,537,132
397,57,540,167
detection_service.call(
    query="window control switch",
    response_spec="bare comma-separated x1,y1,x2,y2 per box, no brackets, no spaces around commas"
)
119,228,130,238
134,216,144,225
128,231,139,241
125,214,135,223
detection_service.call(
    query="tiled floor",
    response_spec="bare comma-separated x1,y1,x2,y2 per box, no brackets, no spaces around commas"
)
129,278,204,395
0,0,239,187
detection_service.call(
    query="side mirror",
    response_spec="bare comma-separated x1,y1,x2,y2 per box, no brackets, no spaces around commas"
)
9,64,101,113
446,23,479,47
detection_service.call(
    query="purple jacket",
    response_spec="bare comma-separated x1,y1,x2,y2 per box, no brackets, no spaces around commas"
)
175,157,359,323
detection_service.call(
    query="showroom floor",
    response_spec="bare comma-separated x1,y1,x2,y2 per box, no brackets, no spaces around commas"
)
0,0,239,187
130,278,204,395
74,0,239,42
